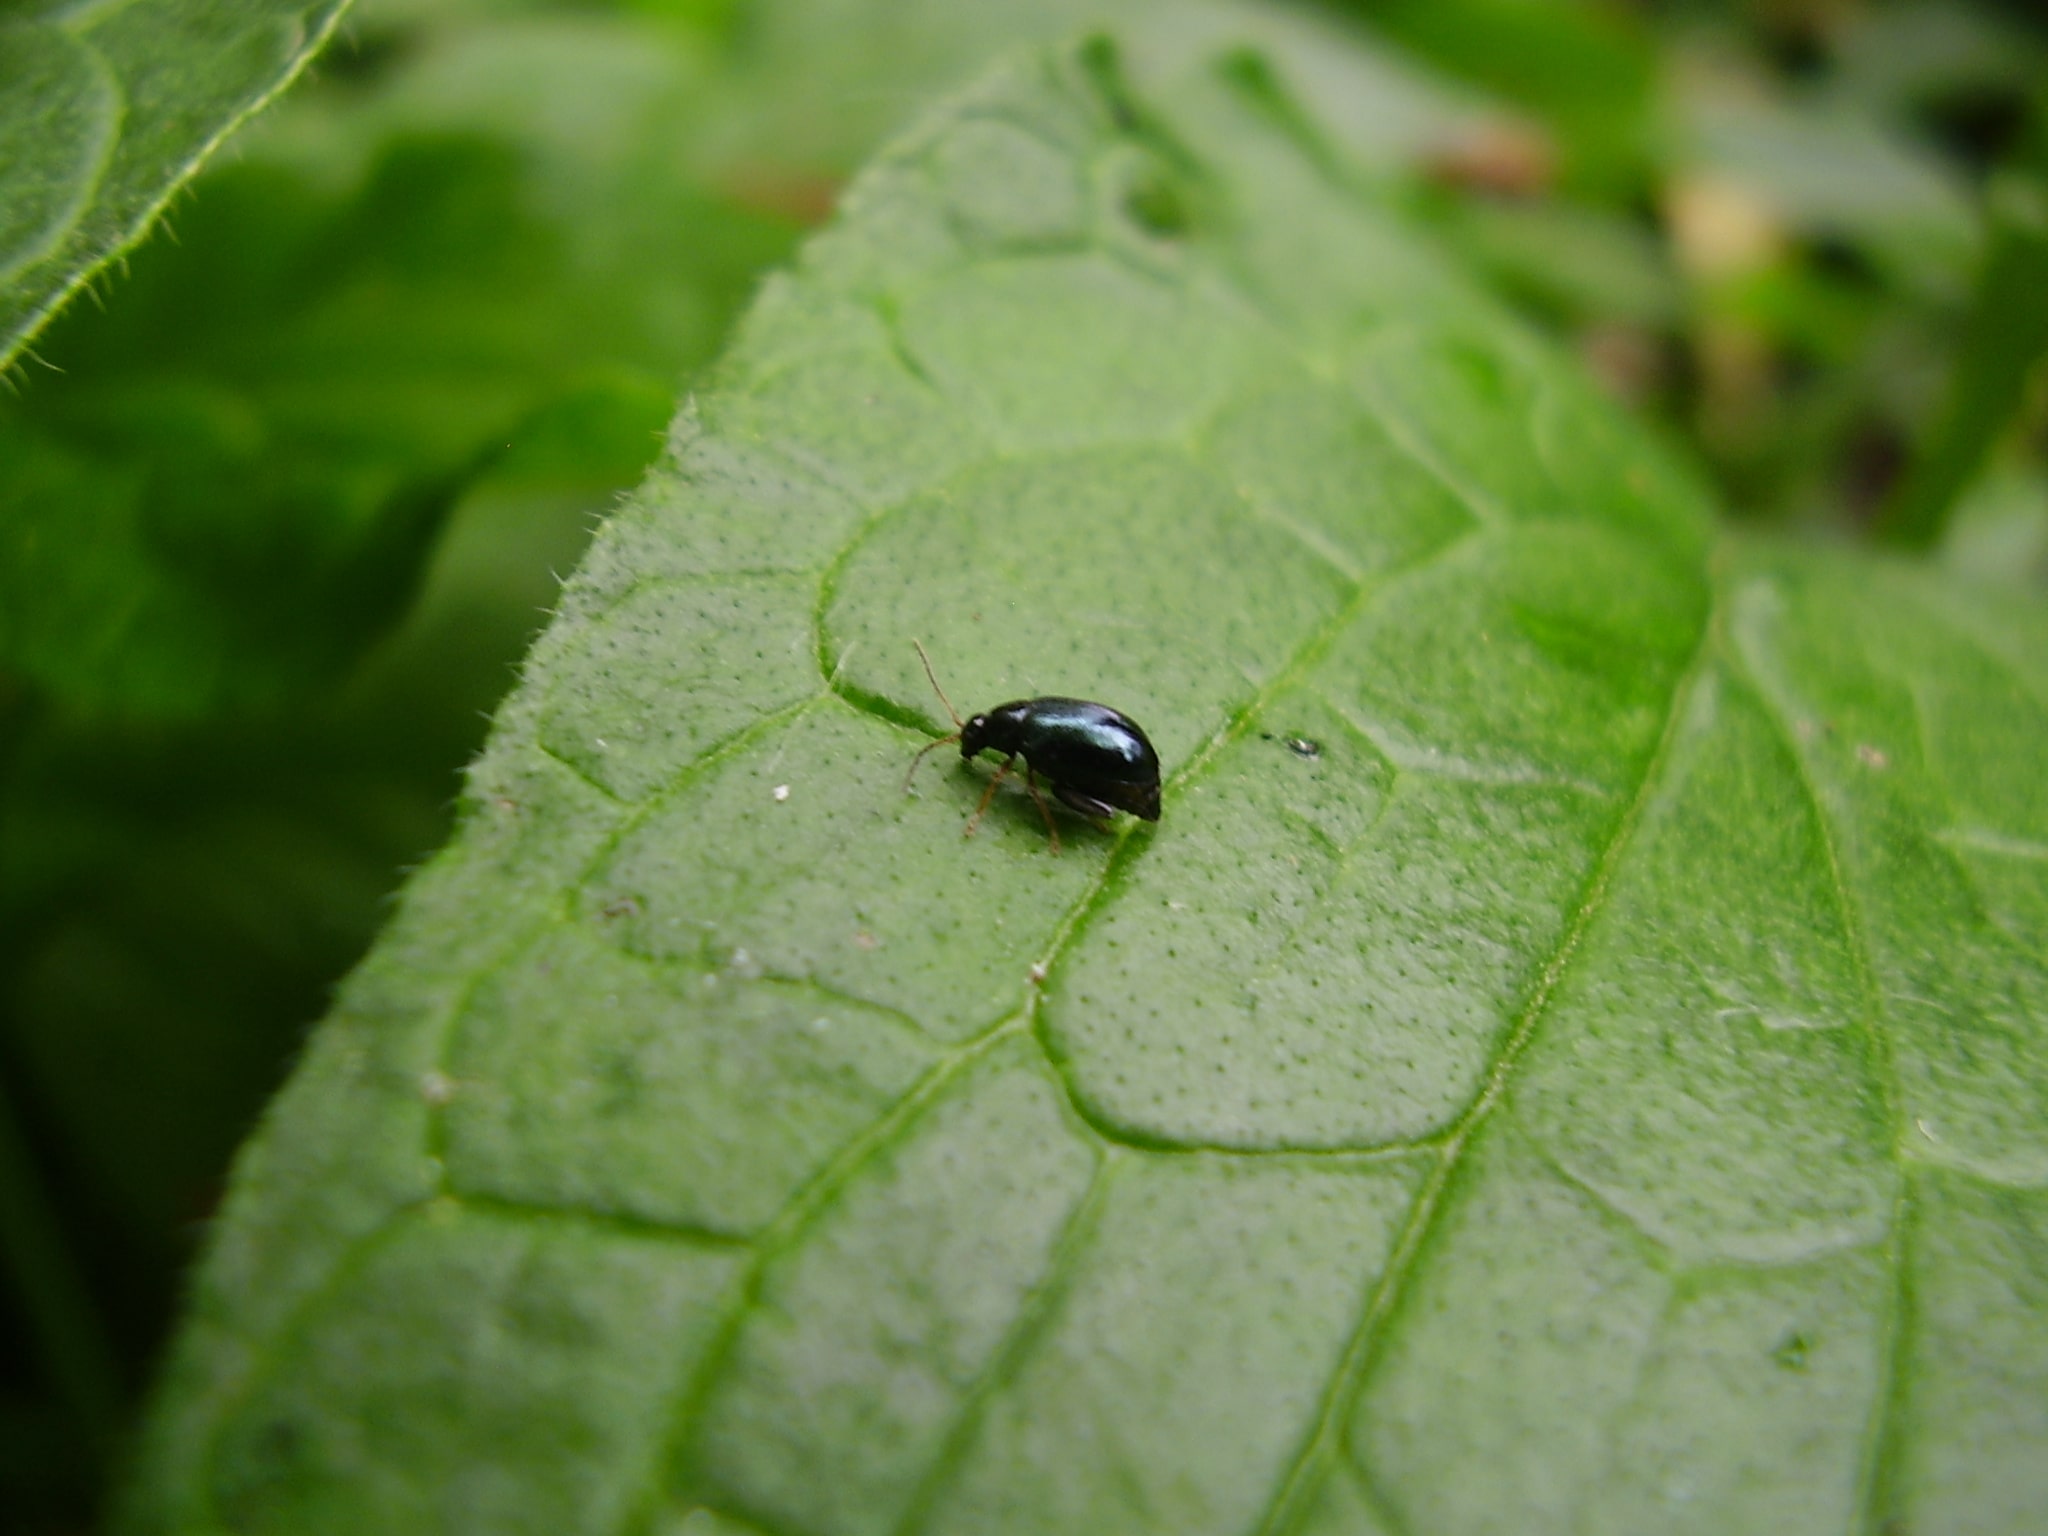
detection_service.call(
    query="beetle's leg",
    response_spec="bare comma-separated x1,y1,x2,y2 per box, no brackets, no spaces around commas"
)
903,731,961,794
962,755,1014,838
1021,764,1062,855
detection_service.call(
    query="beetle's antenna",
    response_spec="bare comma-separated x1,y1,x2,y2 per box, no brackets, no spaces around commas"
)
903,732,958,793
905,640,963,795
912,639,961,728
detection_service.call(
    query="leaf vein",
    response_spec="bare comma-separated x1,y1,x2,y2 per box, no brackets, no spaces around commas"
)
892,1149,1121,1536
1254,591,1719,1536
620,1015,1033,1535
1024,521,1490,1136
1714,575,1912,1536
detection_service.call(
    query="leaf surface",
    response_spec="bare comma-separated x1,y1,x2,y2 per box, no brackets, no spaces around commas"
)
126,30,2048,1536
0,0,349,373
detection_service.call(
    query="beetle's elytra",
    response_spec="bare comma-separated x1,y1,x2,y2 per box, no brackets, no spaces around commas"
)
904,641,1162,854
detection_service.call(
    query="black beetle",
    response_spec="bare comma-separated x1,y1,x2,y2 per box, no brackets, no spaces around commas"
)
903,641,1161,853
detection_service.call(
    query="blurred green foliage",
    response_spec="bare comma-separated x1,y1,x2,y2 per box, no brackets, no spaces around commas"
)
0,0,351,371
1,6,800,1528
2,0,2045,1530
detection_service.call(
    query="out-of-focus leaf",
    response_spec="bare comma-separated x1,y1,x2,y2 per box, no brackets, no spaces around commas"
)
1333,0,1658,196
123,29,2048,1536
0,17,800,718
1940,464,2048,589
1675,76,1980,295
0,1077,123,1454
1880,154,2048,547
0,19,799,1492
1832,0,2046,117
706,0,1491,183
0,0,349,372
1427,196,1681,327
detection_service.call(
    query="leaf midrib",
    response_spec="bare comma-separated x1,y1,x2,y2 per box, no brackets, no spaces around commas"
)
1251,588,1721,1536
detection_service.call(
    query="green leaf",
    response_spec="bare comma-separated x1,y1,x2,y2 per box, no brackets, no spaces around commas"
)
709,0,1489,182
0,8,799,1356
1426,196,1682,329
127,30,2048,1536
1941,465,2048,592
1334,0,1658,197
0,0,349,373
1674,76,1980,296
0,14,799,716
1879,115,2048,549
1833,1,2048,117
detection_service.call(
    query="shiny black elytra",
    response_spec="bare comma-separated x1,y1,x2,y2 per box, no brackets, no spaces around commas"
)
904,641,1161,854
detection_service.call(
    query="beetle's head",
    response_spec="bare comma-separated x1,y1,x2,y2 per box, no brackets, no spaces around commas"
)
959,713,991,758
